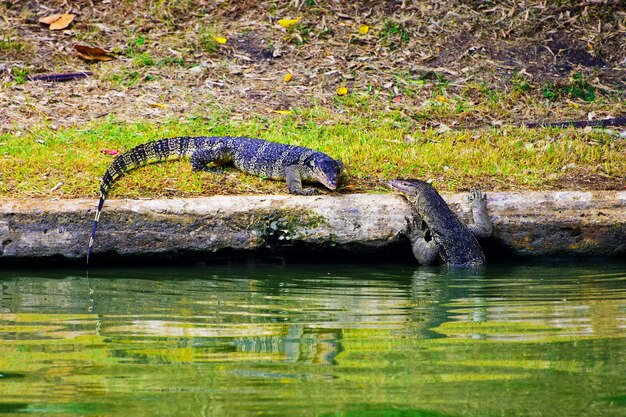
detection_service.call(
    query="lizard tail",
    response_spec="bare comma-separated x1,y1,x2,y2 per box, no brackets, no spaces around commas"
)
86,136,199,263
87,188,106,264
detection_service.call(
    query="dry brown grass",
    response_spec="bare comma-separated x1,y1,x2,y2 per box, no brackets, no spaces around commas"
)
1,1,624,130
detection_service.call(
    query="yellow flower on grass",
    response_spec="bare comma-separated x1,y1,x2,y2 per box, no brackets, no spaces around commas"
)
212,36,227,44
284,73,293,82
278,19,299,29
337,86,348,96
358,25,370,35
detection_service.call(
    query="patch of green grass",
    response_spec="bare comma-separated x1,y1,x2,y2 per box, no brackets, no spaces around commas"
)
379,21,411,50
332,89,377,110
10,67,29,84
567,72,596,101
393,70,427,87
480,83,499,103
132,52,155,67
0,35,26,52
156,56,186,67
0,108,624,199
543,72,596,102
105,70,144,87
542,83,558,101
285,22,312,46
512,71,531,94
133,54,185,69
318,28,334,39
125,33,147,57
197,28,224,54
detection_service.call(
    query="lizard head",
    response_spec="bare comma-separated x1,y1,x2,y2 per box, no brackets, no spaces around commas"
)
386,179,432,195
309,154,343,190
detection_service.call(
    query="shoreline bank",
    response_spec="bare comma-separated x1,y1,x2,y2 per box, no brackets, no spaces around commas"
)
1,191,624,266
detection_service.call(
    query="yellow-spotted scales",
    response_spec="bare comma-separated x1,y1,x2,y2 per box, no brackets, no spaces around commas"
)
87,136,343,263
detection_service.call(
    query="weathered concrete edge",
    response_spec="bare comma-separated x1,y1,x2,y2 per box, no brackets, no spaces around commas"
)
0,191,625,263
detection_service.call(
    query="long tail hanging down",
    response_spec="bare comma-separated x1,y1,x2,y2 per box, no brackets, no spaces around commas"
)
86,136,197,264
87,189,106,264
86,143,140,264
86,144,146,264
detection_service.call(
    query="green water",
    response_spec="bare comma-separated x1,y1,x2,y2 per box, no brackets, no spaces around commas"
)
0,262,624,417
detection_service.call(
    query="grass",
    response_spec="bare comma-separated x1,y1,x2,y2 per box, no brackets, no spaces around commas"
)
545,72,597,102
197,27,223,54
0,34,26,53
379,20,411,50
10,67,29,84
0,107,623,200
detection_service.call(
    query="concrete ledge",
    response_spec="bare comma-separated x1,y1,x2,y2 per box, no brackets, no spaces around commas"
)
0,191,624,263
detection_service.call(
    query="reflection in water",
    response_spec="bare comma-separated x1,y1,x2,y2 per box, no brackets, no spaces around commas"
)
0,262,624,417
232,325,344,365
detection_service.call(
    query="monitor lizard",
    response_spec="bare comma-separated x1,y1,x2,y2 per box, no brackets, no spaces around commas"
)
388,179,493,267
87,136,343,263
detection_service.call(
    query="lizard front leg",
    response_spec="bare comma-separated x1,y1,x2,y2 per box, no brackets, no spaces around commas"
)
406,217,440,265
285,165,318,195
467,187,493,238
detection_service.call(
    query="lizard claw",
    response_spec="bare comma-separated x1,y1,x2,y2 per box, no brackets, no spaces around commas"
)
468,186,486,203
293,188,319,196
192,165,224,174
205,166,225,174
405,217,427,239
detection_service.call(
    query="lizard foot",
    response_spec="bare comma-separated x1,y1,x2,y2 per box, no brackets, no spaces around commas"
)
468,186,486,203
292,188,319,196
406,217,432,241
193,166,225,174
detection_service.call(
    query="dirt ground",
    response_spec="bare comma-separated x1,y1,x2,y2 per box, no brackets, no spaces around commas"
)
1,0,625,190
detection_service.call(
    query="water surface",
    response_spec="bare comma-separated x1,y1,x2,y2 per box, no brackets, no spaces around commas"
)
0,262,624,416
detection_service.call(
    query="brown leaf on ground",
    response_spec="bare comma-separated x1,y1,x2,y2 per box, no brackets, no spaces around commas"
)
38,14,62,24
39,13,75,30
74,45,115,61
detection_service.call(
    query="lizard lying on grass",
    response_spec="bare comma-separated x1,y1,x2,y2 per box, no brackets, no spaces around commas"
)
87,136,343,263
388,179,493,267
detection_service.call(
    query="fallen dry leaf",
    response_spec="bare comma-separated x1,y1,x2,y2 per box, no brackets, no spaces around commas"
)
100,149,120,156
50,14,74,30
148,102,169,109
270,109,292,115
74,45,116,61
39,14,63,25
39,13,75,30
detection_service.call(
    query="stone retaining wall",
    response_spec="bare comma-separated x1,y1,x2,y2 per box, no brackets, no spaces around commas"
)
0,191,624,264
